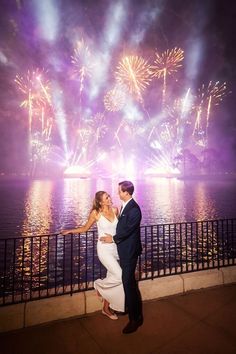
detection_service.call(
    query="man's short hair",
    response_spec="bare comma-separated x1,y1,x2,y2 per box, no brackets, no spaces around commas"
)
119,181,134,195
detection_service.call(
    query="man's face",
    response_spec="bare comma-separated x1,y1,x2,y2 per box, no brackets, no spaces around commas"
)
118,185,128,201
118,185,125,201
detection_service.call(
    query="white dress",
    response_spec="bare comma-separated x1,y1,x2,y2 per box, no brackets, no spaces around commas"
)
94,213,125,312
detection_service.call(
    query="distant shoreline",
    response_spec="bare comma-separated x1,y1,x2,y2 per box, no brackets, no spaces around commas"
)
0,172,236,181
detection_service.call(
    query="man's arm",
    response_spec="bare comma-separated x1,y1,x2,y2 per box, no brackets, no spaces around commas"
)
100,207,141,244
113,208,141,244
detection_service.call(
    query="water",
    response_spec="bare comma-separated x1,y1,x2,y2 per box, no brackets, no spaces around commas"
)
0,177,236,238
1,176,236,303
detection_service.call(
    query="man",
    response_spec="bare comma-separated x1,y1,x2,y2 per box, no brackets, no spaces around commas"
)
100,180,143,334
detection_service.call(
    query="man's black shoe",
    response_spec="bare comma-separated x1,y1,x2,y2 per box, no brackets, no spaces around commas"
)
122,318,143,334
114,310,128,316
114,306,128,316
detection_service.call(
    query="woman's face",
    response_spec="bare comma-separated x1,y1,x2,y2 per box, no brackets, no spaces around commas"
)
101,192,112,207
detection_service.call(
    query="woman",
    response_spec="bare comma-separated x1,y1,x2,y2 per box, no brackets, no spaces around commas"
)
61,191,125,320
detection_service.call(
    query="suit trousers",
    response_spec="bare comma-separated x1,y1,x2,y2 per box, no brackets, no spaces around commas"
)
120,257,142,322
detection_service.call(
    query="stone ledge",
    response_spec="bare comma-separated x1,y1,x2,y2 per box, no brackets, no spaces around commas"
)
25,292,85,327
0,303,25,332
84,290,101,313
139,275,183,300
221,265,236,284
1,266,236,332
181,268,223,292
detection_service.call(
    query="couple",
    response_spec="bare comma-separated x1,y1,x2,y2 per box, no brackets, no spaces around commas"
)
62,180,143,334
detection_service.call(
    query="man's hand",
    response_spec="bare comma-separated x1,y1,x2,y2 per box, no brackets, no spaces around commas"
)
100,233,113,243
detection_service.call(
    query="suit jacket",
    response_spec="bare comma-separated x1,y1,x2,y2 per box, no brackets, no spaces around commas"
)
113,198,142,259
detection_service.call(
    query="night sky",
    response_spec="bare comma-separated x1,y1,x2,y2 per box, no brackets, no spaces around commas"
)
0,0,236,174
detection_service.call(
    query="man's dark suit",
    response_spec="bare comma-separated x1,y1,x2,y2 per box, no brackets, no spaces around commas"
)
113,198,142,322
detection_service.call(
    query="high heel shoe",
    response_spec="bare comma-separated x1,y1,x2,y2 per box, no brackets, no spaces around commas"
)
102,309,118,320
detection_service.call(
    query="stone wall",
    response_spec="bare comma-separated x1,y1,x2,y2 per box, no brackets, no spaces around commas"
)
1,266,236,333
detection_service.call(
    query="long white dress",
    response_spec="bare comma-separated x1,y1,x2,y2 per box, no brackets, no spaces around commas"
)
94,213,125,312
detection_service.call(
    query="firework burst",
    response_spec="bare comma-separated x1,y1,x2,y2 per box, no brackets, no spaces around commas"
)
152,48,184,78
193,81,228,137
115,55,152,103
31,134,50,161
15,69,50,109
71,38,94,96
197,81,228,106
104,85,126,112
152,47,184,105
165,91,193,129
88,112,108,141
15,69,52,142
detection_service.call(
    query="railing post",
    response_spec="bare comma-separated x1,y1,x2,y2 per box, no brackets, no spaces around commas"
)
70,233,73,296
47,235,50,297
174,223,177,273
190,222,194,271
55,234,58,295
12,238,16,303
3,239,7,305
21,238,25,302
63,234,65,294
157,225,160,277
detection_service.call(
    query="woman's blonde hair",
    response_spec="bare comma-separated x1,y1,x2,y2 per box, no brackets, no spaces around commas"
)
91,191,106,212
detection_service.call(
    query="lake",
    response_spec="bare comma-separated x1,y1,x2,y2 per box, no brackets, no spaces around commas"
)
0,176,236,238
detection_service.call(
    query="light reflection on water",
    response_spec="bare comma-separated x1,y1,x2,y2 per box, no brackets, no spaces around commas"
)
0,177,236,238
23,181,53,236
1,177,236,300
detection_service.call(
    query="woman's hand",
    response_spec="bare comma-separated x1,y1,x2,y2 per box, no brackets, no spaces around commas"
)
60,230,73,235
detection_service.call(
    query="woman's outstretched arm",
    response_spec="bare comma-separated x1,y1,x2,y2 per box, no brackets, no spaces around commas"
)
61,210,97,235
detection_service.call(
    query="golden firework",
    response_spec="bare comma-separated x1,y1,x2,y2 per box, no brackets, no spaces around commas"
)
152,48,184,105
152,47,184,78
15,69,51,138
192,81,228,136
197,81,227,106
115,55,152,102
15,68,50,108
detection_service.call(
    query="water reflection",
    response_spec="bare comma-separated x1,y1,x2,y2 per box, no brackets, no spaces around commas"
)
61,179,92,226
1,177,236,303
0,177,235,238
138,178,187,224
22,180,53,236
192,182,216,221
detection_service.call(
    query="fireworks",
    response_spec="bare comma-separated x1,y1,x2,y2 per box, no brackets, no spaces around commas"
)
165,90,193,135
192,81,228,137
31,134,50,161
14,39,229,177
152,48,184,78
15,68,53,175
197,81,228,106
15,69,52,142
15,69,51,109
88,112,108,141
104,85,126,112
115,55,152,102
77,127,93,146
152,47,184,105
71,39,94,96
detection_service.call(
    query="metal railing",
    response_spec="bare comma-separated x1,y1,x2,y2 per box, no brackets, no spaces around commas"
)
0,218,236,306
